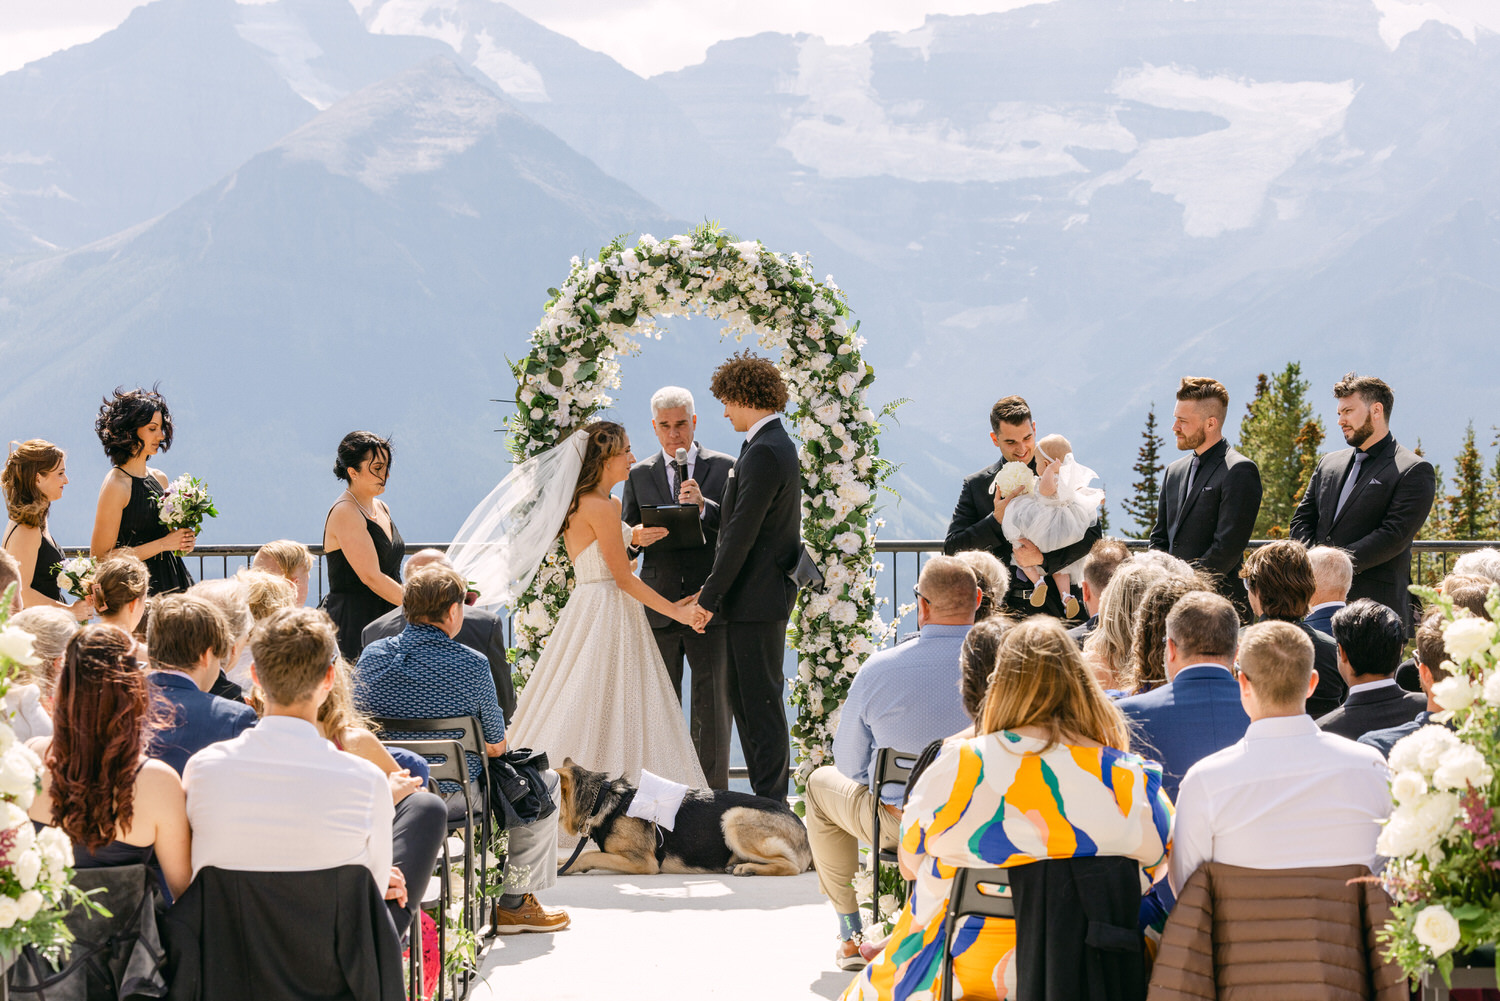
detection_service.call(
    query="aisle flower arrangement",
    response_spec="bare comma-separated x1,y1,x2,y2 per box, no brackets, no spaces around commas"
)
506,224,896,800
1378,585,1500,987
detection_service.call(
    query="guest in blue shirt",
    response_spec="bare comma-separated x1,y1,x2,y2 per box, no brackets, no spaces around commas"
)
1360,609,1450,758
1116,591,1249,801
146,593,257,776
806,555,978,972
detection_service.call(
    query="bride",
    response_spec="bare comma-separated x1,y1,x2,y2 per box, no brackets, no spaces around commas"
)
449,421,707,789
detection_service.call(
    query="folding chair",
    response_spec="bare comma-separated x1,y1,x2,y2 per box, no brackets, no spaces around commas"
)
869,747,919,923
939,867,1014,1001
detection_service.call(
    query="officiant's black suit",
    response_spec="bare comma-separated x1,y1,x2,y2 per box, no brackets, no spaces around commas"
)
698,419,801,802
1289,433,1435,630
621,443,735,789
944,456,1101,618
1149,438,1262,616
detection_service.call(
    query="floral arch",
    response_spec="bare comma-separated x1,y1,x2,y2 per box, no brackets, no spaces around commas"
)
506,225,893,799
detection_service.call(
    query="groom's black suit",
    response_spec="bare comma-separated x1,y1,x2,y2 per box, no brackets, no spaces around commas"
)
698,418,801,802
621,443,735,789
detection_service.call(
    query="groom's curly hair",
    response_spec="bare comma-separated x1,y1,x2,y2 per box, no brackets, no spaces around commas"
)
709,352,788,412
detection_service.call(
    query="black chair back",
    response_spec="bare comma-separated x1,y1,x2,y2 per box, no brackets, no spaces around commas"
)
870,748,920,923
939,866,1015,1001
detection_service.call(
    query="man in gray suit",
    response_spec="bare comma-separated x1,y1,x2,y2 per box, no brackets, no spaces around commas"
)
621,387,735,789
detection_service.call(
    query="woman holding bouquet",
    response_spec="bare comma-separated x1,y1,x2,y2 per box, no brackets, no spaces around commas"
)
3,440,93,619
321,431,405,658
91,387,195,595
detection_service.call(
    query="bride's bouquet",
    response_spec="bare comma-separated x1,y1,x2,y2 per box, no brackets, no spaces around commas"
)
990,460,1036,497
51,557,97,602
157,475,217,555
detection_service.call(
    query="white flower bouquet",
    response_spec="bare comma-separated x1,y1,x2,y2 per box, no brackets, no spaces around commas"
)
52,556,97,602
156,474,217,554
1378,584,1500,988
990,461,1035,497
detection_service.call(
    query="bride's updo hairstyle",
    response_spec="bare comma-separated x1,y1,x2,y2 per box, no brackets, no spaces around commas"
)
333,431,392,482
95,386,173,466
562,421,628,533
3,439,65,528
979,617,1130,753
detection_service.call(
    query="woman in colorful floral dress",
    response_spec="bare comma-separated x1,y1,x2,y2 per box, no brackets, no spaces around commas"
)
842,617,1174,1001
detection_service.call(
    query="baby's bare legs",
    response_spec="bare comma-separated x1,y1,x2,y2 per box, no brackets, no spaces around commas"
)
1054,571,1071,595
1019,564,1043,584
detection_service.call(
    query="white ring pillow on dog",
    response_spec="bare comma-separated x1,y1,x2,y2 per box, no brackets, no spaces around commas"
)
626,770,691,831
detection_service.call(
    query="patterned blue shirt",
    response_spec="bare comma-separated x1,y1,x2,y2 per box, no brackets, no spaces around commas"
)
354,623,505,780
833,623,973,803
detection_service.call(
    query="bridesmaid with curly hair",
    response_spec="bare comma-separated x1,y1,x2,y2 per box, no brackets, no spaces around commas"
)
91,387,195,596
2,440,92,619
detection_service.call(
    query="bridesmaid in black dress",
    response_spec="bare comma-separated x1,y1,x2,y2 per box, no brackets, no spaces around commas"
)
2,440,93,620
90,388,195,595
321,431,404,659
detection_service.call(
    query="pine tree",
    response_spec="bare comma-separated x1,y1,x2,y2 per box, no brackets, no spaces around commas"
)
1238,363,1325,537
1487,426,1500,537
1415,440,1450,541
1121,406,1164,539
1446,422,1487,540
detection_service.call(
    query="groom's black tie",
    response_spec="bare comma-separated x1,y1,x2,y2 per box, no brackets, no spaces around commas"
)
739,438,750,459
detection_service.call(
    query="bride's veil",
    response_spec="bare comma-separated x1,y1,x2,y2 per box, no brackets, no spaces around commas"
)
446,429,589,610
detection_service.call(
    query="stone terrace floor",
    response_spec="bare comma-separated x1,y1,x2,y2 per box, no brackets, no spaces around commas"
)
471,871,849,1000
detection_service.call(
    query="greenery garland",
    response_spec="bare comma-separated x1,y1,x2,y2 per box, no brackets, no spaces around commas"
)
506,224,896,801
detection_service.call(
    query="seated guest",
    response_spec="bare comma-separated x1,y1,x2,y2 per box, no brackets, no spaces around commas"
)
355,566,568,933
844,618,1173,1001
28,625,192,898
1361,611,1451,758
1116,592,1250,800
362,549,516,723
1122,575,1210,696
184,608,445,937
1169,621,1391,894
1304,546,1352,636
1395,573,1494,692
1239,539,1345,718
187,578,255,703
90,553,150,646
223,569,297,690
1316,598,1426,740
5,606,74,737
251,539,314,605
145,594,257,775
1069,537,1131,647
954,550,1010,623
808,556,978,971
317,657,431,786
1451,547,1500,583
1083,560,1172,692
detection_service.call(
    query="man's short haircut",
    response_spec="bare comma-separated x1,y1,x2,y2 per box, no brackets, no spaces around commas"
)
148,594,232,671
0,549,20,613
252,539,313,579
1239,539,1315,621
650,386,695,419
250,607,338,706
404,565,466,626
1237,620,1315,709
708,352,788,412
1333,372,1395,419
989,395,1032,432
917,555,979,620
1307,546,1354,598
1083,538,1131,595
1451,548,1500,585
1165,591,1240,661
1176,377,1229,421
1330,598,1405,678
1440,574,1496,621
1413,609,1452,682
188,578,253,646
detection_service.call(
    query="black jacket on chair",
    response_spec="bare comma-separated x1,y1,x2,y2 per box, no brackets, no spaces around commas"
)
1009,856,1147,1001
164,866,404,1001
1290,434,1435,630
1316,682,1427,741
1149,439,1261,611
698,421,800,622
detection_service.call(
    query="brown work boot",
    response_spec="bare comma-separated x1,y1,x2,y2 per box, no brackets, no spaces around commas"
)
492,894,571,934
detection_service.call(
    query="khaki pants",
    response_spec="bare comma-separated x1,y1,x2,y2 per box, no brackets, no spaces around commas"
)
805,765,900,915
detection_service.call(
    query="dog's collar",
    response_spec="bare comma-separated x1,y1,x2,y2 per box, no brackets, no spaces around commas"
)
557,781,608,876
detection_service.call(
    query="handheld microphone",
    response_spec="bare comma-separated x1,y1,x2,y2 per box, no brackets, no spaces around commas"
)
674,448,689,498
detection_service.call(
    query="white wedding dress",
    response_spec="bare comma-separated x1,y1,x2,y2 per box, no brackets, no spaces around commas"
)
508,522,708,790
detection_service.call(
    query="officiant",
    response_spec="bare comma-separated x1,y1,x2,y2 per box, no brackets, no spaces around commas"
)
621,387,735,789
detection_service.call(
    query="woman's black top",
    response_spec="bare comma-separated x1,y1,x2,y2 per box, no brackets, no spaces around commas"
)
322,506,404,659
32,820,156,870
3,523,64,602
114,472,193,596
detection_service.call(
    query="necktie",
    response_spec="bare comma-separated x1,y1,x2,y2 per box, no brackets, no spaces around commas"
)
1182,454,1201,507
1333,451,1367,521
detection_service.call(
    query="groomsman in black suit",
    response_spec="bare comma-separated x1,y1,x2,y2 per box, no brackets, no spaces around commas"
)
1290,374,1435,631
944,395,1100,618
621,386,735,789
1149,377,1262,617
691,353,801,803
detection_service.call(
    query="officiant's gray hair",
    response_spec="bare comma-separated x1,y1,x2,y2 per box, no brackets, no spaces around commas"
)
650,386,695,418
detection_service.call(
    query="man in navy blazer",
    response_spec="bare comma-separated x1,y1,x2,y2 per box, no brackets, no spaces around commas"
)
1116,592,1250,800
146,594,258,775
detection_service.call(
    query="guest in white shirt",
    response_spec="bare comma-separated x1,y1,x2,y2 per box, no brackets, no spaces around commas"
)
1304,546,1352,636
1169,620,1392,894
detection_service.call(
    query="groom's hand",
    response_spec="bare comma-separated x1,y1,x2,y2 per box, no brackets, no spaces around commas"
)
1014,539,1044,567
631,524,670,547
678,479,703,508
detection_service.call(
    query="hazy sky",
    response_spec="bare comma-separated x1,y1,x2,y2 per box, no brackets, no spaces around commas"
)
2,0,1495,77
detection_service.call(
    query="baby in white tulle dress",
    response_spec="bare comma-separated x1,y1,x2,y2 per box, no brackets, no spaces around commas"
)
995,433,1105,617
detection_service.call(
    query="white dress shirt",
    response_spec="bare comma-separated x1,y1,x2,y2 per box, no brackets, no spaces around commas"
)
183,716,393,887
1169,714,1391,893
745,413,780,443
1308,600,1347,617
1347,678,1399,697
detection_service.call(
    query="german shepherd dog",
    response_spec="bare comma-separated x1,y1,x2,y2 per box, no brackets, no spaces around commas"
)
555,759,812,876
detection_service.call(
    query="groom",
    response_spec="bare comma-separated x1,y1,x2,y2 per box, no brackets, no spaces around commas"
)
690,352,801,803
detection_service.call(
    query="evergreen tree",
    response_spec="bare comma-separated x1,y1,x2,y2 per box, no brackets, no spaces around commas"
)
1415,440,1450,541
1487,426,1500,536
1238,363,1324,537
1446,422,1487,540
1121,406,1164,539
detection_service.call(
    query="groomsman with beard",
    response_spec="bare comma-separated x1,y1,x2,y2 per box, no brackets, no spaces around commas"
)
1291,373,1435,631
944,395,1101,618
621,386,735,790
1149,377,1262,618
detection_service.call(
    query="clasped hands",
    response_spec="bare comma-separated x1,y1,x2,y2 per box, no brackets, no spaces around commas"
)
675,592,713,633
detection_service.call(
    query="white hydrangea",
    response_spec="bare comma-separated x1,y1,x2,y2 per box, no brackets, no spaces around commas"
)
15,890,42,922
0,626,41,668
1432,675,1481,713
0,897,20,929
1443,616,1497,664
14,849,40,890
1483,669,1500,706
1389,725,1462,774
1391,770,1427,804
1432,743,1493,792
